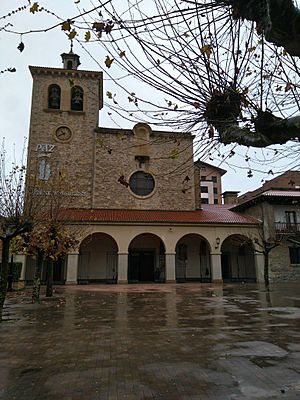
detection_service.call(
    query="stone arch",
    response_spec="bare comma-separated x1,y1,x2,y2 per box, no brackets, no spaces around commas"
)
48,84,61,109
175,234,211,282
221,234,256,282
128,233,166,283
78,232,118,283
71,85,84,111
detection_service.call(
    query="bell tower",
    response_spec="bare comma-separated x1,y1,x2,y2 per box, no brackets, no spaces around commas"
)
26,49,103,208
61,41,81,70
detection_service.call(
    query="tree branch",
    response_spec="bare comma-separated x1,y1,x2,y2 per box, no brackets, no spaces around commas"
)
225,0,300,56
217,114,300,147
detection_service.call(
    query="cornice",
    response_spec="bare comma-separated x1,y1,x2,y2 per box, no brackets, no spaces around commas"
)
29,65,102,79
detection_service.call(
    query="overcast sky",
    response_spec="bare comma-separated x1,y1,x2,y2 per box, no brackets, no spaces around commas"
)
1,0,298,195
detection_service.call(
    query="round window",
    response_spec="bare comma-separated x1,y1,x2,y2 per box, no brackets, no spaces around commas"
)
129,171,155,197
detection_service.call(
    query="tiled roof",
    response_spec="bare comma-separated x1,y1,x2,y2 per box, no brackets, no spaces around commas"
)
238,170,300,205
263,190,300,197
59,206,258,225
234,188,300,210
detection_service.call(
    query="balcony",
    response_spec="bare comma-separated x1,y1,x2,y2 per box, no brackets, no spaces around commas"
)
275,222,300,234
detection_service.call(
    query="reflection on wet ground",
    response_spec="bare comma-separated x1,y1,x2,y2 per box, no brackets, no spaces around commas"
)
1,283,300,399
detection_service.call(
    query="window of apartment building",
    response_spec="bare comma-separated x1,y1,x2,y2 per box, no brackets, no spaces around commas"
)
289,247,300,264
201,198,209,204
213,187,218,194
201,186,208,193
212,176,217,183
285,211,297,225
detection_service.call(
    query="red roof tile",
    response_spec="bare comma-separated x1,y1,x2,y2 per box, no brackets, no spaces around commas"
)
59,206,258,225
263,190,300,197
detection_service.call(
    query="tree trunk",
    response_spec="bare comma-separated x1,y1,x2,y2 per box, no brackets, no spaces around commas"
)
0,238,11,321
7,254,14,293
32,251,43,303
264,251,270,287
46,260,53,297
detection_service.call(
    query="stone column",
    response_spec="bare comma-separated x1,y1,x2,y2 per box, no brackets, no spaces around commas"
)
14,254,27,281
210,252,223,283
254,252,265,283
118,252,128,284
66,253,79,284
165,252,176,283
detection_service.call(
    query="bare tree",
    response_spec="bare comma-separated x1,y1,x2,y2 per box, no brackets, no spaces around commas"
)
86,0,300,148
2,1,300,174
13,166,79,302
0,143,33,320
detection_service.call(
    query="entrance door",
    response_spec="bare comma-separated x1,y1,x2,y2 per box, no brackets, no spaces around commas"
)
128,250,154,283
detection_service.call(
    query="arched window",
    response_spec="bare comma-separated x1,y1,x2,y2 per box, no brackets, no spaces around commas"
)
48,84,61,109
71,86,84,111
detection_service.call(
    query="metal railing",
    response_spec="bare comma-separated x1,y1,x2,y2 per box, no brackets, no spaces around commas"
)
274,222,300,233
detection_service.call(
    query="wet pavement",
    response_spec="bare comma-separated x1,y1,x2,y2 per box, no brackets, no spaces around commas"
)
1,283,300,400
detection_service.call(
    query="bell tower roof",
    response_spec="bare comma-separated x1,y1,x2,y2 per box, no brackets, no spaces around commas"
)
61,41,81,70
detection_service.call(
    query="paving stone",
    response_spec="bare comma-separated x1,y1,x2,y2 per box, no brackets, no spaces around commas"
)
0,283,300,399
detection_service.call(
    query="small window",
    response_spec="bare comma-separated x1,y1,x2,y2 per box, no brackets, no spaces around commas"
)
201,198,209,204
214,199,218,204
201,186,208,193
129,171,155,196
289,247,300,264
201,175,206,181
67,60,73,70
48,84,61,109
212,176,217,183
213,187,218,194
71,86,84,111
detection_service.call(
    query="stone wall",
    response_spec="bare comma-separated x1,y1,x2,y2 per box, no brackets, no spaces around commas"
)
269,244,300,282
93,127,195,210
27,67,102,209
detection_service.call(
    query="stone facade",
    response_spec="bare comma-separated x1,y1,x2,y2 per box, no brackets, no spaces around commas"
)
27,66,103,209
22,52,265,285
27,66,195,211
93,126,195,210
269,245,300,282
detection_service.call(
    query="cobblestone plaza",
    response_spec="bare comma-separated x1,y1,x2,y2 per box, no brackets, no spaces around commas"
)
1,283,300,399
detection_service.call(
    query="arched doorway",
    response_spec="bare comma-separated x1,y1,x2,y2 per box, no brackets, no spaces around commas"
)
78,233,118,283
175,234,211,282
128,233,165,283
221,235,256,282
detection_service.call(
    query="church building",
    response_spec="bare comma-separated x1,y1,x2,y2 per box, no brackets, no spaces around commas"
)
23,50,264,285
